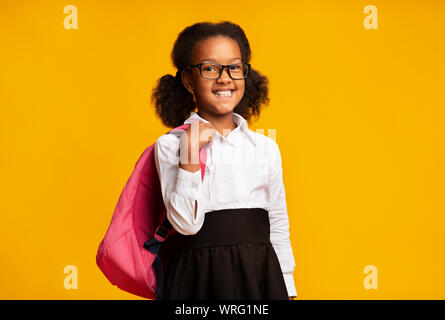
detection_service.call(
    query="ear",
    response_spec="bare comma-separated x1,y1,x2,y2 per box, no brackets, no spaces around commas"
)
181,70,194,96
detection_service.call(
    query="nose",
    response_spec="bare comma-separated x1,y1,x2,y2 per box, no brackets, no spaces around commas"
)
217,66,232,83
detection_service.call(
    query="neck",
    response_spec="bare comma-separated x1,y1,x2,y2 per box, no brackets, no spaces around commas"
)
196,110,237,138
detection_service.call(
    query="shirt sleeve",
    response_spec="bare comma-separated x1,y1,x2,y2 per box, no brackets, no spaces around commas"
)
267,140,298,297
154,133,206,235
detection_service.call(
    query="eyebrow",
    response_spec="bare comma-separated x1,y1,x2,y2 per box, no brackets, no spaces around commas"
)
200,57,241,63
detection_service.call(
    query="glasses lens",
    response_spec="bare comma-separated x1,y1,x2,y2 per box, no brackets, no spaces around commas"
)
200,64,221,79
199,63,249,79
228,63,248,79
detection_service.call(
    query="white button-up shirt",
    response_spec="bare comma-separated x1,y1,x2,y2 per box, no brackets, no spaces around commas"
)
154,111,297,297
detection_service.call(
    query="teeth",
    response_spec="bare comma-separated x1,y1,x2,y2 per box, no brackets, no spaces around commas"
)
214,90,232,96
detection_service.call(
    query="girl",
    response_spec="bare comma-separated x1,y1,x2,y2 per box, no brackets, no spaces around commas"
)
151,21,297,300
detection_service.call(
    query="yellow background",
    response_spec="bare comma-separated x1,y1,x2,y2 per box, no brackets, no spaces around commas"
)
1,0,444,299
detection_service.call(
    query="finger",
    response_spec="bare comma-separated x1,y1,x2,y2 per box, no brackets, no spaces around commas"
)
200,127,215,142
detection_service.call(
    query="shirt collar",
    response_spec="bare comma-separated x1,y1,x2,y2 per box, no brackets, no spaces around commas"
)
183,111,257,146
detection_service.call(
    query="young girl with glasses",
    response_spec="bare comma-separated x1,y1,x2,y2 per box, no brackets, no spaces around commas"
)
151,21,297,300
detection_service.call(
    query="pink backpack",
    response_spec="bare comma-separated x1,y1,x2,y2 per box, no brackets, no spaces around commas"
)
96,124,207,299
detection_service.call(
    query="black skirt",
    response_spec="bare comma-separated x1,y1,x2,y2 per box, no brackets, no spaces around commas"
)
160,208,289,300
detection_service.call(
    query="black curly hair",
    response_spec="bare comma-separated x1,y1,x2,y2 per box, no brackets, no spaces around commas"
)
151,21,270,128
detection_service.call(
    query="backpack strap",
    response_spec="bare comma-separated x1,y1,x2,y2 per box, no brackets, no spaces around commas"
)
153,216,173,242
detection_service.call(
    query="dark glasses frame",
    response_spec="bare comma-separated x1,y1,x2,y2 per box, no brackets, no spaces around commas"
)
187,62,251,80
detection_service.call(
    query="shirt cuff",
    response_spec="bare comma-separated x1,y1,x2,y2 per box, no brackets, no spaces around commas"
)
174,166,202,200
283,273,297,297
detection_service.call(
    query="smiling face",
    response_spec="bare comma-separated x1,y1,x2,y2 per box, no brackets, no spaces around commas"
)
181,35,245,117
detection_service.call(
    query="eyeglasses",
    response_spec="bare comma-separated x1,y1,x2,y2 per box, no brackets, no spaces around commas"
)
187,62,251,80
